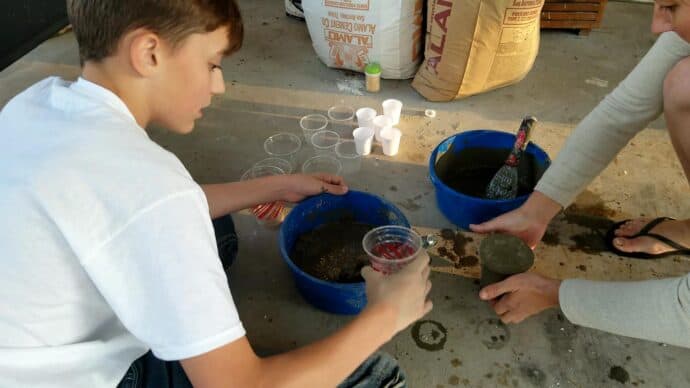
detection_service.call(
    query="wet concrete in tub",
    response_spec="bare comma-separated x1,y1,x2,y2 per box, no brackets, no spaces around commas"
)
435,147,546,199
291,220,375,283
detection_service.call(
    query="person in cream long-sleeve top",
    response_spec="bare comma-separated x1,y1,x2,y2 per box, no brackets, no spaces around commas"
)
469,1,690,349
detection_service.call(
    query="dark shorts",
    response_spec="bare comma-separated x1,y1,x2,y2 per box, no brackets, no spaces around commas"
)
118,215,406,388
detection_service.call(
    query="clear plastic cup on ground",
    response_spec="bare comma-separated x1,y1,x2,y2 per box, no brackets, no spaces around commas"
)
302,155,342,176
328,104,356,138
380,127,402,156
240,165,287,228
372,115,393,143
254,157,293,174
335,140,362,175
299,114,328,145
311,130,340,155
382,99,403,125
356,107,377,129
352,127,375,156
264,132,302,170
362,225,423,274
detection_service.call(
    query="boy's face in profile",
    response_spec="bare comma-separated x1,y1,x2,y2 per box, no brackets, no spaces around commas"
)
150,26,229,134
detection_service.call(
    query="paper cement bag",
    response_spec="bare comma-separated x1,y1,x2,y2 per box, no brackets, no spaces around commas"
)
412,0,545,101
303,0,424,79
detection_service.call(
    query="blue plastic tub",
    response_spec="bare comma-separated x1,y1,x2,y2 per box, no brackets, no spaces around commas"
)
279,190,409,315
429,130,551,229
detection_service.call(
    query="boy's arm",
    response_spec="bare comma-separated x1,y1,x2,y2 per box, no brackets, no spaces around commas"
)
181,253,432,388
201,174,347,218
181,303,395,388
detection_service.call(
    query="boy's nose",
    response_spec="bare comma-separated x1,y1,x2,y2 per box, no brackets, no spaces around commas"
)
211,72,226,95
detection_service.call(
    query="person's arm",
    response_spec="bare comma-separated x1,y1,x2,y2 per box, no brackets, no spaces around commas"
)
559,274,690,348
480,272,690,349
201,173,348,218
537,31,690,207
471,32,690,245
181,253,433,388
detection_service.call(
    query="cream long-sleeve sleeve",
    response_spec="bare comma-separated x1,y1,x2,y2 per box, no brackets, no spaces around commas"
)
535,31,690,207
559,275,690,348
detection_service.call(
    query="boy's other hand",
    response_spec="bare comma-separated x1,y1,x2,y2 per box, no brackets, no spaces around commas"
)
279,173,348,203
479,273,561,324
361,253,433,335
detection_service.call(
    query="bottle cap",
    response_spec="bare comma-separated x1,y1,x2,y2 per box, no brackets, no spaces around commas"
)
365,62,381,75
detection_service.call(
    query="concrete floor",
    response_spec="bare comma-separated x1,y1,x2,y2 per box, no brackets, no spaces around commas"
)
3,1,690,387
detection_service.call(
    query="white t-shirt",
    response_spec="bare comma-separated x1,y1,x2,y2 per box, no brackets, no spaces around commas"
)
0,77,246,387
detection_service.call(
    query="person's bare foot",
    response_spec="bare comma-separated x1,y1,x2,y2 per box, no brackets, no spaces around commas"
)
613,218,690,255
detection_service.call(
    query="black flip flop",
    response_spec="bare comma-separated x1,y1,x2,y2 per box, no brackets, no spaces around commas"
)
605,217,690,259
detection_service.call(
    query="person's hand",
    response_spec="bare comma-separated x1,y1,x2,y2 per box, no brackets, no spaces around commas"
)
479,272,561,324
361,253,433,334
279,173,348,203
469,191,561,249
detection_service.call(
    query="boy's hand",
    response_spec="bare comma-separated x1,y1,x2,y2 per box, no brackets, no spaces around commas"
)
469,191,561,249
479,273,561,324
361,253,433,335
279,173,348,203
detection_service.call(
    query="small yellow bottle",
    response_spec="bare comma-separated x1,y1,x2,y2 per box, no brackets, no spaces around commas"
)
365,62,381,93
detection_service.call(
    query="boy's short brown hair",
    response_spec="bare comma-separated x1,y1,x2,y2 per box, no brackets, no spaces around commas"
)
67,0,243,63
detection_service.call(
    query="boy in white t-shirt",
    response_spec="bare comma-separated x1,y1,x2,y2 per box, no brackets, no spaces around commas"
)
0,1,433,387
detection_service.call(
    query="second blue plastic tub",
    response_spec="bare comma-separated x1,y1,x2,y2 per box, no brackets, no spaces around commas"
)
429,130,551,229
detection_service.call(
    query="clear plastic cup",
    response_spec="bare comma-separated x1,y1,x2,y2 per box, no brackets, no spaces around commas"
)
362,226,423,274
299,114,328,145
335,140,362,175
302,155,342,176
352,127,375,156
380,127,402,156
372,115,393,143
382,99,403,125
264,132,302,170
254,157,293,174
328,104,355,138
356,107,377,129
240,165,287,228
311,130,340,155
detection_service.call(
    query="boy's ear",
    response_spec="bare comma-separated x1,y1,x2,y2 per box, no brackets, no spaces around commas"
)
127,28,163,77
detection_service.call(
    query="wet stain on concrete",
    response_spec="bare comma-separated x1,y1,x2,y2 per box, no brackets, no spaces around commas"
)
448,375,460,386
543,312,578,355
475,318,510,350
562,212,615,254
568,190,618,218
411,320,448,351
389,185,398,191
396,199,422,211
519,363,547,387
609,366,630,384
564,212,616,230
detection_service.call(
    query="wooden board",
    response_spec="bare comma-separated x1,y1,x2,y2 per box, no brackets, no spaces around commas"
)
415,211,690,282
540,0,608,35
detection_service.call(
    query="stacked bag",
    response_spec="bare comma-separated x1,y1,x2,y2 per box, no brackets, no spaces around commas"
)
301,0,545,100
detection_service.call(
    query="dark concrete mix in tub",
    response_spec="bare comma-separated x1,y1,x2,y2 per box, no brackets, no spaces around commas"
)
291,221,376,283
435,147,546,198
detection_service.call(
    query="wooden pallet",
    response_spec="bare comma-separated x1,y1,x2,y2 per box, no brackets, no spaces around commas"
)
541,0,608,36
